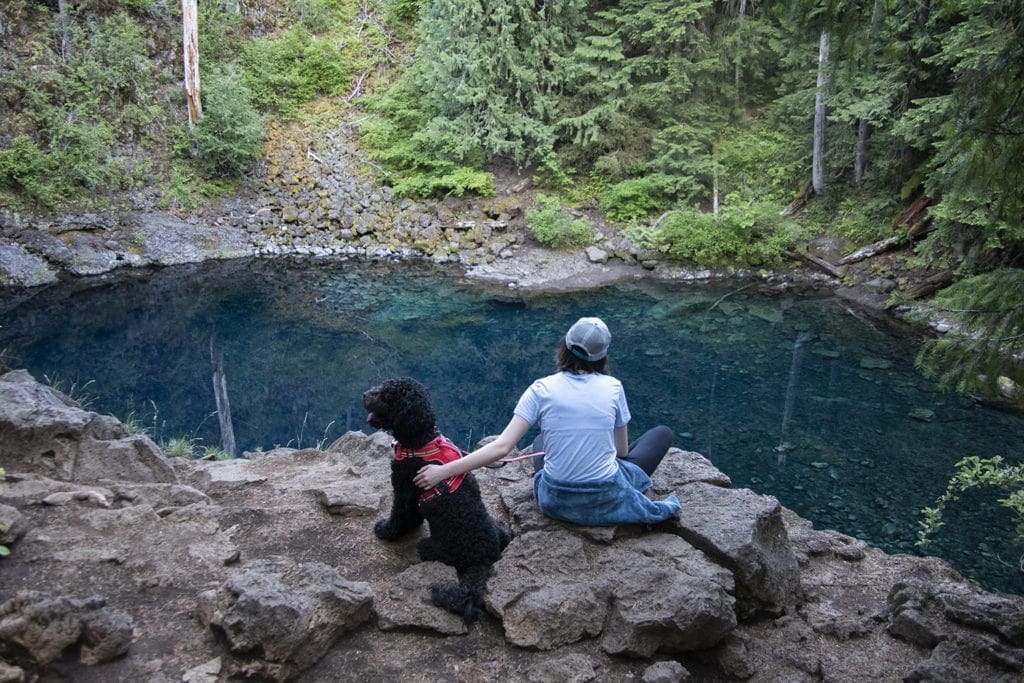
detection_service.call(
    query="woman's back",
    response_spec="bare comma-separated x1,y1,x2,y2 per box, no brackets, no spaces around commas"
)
514,371,629,482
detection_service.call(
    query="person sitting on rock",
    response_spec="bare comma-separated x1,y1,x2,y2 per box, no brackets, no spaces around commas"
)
413,316,680,526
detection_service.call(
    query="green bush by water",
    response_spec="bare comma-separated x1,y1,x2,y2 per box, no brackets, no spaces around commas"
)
526,195,594,248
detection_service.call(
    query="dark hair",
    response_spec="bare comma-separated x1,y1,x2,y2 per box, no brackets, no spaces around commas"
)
556,339,608,375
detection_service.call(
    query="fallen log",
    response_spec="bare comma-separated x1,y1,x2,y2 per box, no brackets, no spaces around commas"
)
904,269,954,300
834,234,904,266
791,250,844,278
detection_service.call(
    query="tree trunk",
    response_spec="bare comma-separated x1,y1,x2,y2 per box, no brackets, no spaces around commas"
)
854,118,869,184
210,332,236,458
812,31,830,195
712,141,720,218
57,0,73,61
182,0,202,127
854,0,884,185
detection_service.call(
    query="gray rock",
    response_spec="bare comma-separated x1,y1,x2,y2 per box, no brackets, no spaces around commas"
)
374,562,467,635
0,591,132,666
642,660,690,683
651,449,732,492
0,503,27,545
598,536,736,656
673,483,801,616
526,653,598,682
0,370,176,484
0,238,58,287
487,529,736,656
198,557,373,680
313,482,381,515
585,246,609,264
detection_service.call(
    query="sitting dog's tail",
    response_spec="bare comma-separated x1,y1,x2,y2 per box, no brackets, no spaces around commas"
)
431,564,492,622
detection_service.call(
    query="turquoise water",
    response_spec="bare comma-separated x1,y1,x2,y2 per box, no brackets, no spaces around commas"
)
2,258,1022,593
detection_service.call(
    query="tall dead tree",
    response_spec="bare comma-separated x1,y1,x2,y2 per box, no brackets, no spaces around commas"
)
812,31,830,195
210,332,236,458
182,0,201,126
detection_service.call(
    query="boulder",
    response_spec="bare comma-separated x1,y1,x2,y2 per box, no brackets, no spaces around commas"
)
651,449,732,492
198,557,373,680
487,529,736,657
374,562,467,635
673,482,801,616
0,592,132,667
888,577,1024,679
0,370,176,485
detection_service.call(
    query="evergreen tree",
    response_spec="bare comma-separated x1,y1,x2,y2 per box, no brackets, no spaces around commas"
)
412,0,585,166
898,0,1024,272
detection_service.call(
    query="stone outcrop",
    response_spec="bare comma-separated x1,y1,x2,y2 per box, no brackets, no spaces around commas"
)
198,557,373,681
0,369,176,484
1,368,1022,681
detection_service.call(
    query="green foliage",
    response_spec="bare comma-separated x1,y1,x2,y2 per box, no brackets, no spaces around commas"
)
526,195,594,248
242,28,352,119
203,446,232,461
0,136,55,208
193,70,264,177
915,269,1024,403
647,201,807,267
361,78,495,197
917,456,1024,550
895,1,1024,272
162,437,197,458
43,374,95,408
599,176,674,222
0,8,168,208
121,411,148,436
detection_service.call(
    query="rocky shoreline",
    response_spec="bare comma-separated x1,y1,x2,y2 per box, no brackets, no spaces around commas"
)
2,367,1023,681
0,118,915,317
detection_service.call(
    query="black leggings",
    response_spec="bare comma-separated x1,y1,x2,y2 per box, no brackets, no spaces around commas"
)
532,425,674,476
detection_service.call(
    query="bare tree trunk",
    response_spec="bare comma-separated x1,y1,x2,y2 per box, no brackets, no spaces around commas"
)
734,0,748,105
854,118,869,184
855,0,884,185
812,31,830,195
182,0,202,127
57,0,73,61
210,332,236,458
712,141,720,218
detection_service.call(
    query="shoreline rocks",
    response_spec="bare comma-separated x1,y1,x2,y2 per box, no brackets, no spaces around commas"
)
1,368,1023,681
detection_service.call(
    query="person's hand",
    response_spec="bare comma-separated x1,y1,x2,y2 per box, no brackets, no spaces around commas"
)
414,464,446,489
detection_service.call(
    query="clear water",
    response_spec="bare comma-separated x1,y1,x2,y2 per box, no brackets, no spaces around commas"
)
2,258,1022,594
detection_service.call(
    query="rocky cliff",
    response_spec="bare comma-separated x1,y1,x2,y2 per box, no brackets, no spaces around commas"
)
2,367,1022,682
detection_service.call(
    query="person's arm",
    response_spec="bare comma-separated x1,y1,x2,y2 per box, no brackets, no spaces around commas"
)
614,424,629,458
413,415,532,489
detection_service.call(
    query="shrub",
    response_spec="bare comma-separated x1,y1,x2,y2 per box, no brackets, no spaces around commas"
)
0,136,55,207
193,70,263,177
162,437,196,458
242,28,351,119
599,175,674,222
526,194,594,248
649,200,807,266
918,456,1024,549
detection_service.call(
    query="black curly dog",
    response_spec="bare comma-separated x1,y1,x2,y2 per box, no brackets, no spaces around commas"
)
364,377,511,621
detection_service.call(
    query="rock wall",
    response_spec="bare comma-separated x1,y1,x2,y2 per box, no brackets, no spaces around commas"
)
1,368,1022,681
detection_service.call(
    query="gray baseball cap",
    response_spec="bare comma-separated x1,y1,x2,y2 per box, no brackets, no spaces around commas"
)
565,317,611,361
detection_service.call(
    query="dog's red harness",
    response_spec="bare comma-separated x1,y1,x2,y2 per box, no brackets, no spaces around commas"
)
393,434,467,503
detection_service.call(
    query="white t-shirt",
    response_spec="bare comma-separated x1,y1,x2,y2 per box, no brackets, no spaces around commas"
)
513,371,631,482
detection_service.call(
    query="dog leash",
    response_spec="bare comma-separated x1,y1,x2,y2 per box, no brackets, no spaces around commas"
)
483,451,544,468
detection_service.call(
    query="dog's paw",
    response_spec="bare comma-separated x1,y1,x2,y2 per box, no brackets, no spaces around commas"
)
374,518,406,541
